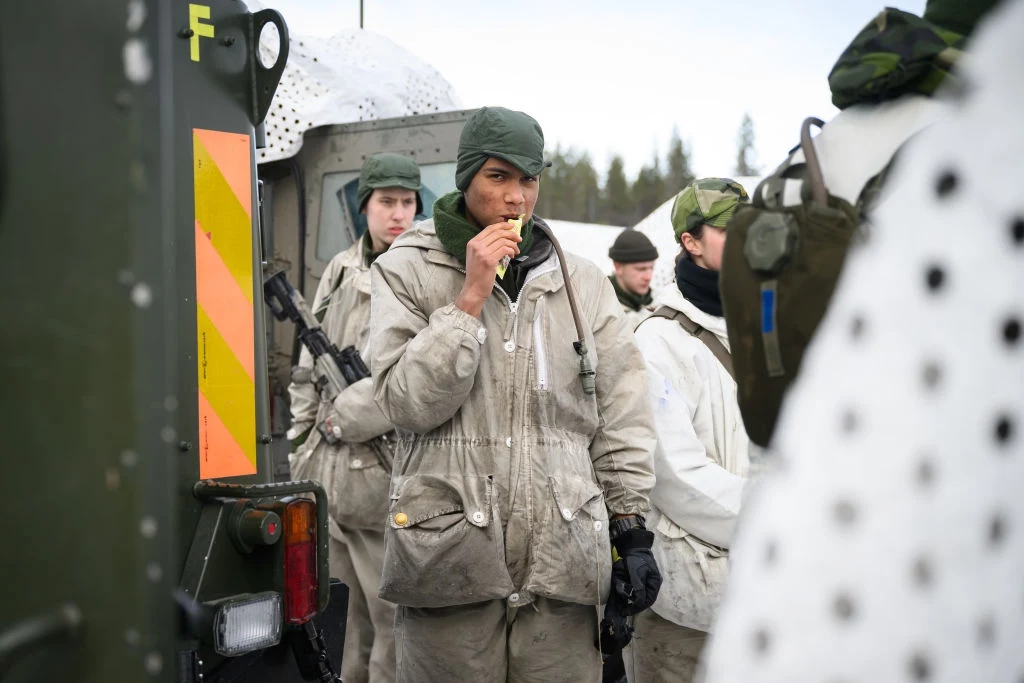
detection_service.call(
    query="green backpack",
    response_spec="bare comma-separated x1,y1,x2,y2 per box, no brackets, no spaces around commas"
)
719,8,967,447
720,119,861,448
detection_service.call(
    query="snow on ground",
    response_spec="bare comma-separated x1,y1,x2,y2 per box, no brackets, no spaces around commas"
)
544,219,625,277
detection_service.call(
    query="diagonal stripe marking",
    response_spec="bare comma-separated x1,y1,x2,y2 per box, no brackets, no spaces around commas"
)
194,129,252,218
198,391,257,479
196,305,256,461
194,134,255,300
195,220,255,381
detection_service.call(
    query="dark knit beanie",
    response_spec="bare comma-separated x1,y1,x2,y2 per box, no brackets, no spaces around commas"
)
608,230,658,263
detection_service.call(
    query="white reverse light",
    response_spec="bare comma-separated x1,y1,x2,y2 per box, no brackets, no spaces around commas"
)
213,592,283,656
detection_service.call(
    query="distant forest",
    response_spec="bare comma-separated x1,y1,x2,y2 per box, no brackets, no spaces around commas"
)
534,113,759,226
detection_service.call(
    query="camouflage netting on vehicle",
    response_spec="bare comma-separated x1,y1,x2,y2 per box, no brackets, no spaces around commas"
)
255,27,462,164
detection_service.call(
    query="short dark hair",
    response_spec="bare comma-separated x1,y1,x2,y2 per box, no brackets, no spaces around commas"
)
678,223,705,262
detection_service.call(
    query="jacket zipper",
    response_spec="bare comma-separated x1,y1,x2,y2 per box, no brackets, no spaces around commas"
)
532,299,548,390
494,286,519,353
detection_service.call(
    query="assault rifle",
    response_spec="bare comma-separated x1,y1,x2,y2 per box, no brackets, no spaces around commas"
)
264,270,393,472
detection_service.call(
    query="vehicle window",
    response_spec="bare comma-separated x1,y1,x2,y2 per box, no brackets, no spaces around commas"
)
316,161,457,263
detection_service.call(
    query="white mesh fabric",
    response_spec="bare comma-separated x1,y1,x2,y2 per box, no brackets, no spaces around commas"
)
701,1,1024,680
255,24,462,164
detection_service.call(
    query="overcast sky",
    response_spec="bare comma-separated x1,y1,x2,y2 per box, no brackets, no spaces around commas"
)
263,0,926,180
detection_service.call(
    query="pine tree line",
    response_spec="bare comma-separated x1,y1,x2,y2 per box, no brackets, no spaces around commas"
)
534,114,759,225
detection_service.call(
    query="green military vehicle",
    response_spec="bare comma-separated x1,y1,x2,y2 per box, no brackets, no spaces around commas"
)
0,2,350,681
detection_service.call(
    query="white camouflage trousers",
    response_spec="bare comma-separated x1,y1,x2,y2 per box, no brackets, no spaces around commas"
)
330,523,396,683
625,610,708,683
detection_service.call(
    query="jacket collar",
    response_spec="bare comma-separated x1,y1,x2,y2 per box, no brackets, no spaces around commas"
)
653,285,729,346
405,218,571,297
332,234,372,294
337,234,369,269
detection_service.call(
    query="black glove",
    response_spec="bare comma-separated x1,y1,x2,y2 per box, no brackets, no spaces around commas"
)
611,527,662,615
596,564,635,653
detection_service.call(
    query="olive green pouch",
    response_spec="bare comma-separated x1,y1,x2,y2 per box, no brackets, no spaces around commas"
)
720,119,860,447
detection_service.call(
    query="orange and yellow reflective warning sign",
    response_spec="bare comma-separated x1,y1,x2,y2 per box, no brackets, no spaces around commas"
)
193,128,257,478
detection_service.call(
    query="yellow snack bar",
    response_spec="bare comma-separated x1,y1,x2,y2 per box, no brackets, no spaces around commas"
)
496,214,525,278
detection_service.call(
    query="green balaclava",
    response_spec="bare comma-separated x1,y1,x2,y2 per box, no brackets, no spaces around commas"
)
356,152,423,214
454,106,548,191
924,0,1001,38
435,107,550,262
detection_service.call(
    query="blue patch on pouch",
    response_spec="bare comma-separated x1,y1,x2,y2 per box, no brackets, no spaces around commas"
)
761,289,775,334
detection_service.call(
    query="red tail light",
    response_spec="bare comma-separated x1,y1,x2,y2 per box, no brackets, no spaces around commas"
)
283,498,317,624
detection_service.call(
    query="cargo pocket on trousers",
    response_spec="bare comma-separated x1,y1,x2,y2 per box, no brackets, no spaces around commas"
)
650,514,729,632
532,476,611,605
329,451,390,531
379,474,514,608
289,432,335,494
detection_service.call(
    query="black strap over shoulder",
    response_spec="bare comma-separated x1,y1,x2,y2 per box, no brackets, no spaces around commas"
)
644,306,735,380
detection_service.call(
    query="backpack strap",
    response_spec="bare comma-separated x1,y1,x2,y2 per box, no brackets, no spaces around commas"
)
646,306,735,380
313,265,346,323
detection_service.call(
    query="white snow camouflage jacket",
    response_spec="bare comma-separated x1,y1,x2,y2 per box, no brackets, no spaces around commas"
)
634,285,750,631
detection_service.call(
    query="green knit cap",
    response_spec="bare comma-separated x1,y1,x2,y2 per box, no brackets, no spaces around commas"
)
670,178,749,242
357,152,422,214
455,107,549,191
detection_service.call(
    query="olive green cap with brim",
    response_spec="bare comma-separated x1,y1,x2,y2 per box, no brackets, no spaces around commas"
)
357,152,423,214
455,107,551,192
670,177,750,243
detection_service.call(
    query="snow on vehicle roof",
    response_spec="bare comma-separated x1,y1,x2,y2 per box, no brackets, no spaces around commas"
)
633,175,761,290
256,26,462,164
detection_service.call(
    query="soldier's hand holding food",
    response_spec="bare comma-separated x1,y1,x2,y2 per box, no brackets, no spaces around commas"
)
455,221,522,318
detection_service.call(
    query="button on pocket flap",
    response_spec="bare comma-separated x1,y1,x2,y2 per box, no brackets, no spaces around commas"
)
347,448,382,471
549,476,604,521
389,474,492,529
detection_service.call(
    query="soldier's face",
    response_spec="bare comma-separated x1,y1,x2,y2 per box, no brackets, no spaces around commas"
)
682,225,727,272
364,188,417,252
614,261,655,296
464,157,539,229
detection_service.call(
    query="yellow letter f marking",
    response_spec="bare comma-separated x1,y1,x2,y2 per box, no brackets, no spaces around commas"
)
189,4,216,62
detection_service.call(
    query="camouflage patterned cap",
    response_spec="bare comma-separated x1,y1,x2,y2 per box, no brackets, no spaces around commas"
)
670,178,749,242
827,8,968,110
